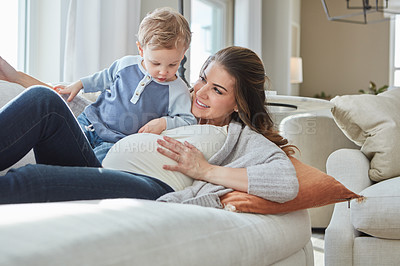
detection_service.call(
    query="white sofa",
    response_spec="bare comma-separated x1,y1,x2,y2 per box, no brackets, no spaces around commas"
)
0,81,314,266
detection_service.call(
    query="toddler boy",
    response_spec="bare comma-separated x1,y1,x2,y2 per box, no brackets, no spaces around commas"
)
56,7,196,162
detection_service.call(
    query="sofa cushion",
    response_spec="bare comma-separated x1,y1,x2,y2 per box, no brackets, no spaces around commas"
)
350,176,400,239
0,80,26,106
330,88,400,182
220,157,361,214
0,199,311,266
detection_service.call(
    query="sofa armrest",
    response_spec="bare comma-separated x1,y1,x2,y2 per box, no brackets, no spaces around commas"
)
325,201,355,266
325,149,372,266
61,93,93,117
326,149,372,193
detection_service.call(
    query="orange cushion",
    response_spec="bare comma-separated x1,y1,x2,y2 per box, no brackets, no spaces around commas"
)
220,156,361,214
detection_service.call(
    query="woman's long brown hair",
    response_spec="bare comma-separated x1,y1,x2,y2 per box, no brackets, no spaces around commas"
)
200,46,295,155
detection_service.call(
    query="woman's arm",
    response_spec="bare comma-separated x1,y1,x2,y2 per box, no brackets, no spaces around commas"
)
16,71,51,88
156,136,249,192
157,128,298,203
0,56,51,88
203,165,248,192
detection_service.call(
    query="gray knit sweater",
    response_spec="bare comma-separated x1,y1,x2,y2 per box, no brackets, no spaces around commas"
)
156,120,299,209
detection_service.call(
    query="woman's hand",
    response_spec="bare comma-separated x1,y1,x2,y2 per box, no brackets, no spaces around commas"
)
54,80,83,102
157,136,249,191
156,136,213,181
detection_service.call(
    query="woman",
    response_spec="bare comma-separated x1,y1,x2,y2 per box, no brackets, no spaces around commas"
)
0,46,298,206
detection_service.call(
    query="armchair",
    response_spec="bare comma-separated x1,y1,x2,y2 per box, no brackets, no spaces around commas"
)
324,88,400,265
325,149,400,265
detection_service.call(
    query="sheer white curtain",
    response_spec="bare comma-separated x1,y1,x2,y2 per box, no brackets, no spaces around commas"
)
63,0,141,82
234,0,262,56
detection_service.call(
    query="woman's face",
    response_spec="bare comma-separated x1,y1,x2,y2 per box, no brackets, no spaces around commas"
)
191,61,238,126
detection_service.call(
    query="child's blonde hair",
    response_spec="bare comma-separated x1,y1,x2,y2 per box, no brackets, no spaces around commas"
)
137,7,191,50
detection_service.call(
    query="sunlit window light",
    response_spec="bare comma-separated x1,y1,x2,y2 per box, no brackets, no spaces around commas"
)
0,0,19,68
395,15,400,87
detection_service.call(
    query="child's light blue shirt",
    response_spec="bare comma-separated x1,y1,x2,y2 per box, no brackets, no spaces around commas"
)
80,55,196,143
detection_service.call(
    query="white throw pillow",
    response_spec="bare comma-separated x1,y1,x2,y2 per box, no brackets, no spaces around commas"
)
102,125,228,191
350,176,400,239
331,88,400,181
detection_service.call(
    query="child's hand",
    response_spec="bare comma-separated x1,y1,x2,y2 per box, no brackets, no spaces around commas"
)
54,80,83,102
138,118,167,134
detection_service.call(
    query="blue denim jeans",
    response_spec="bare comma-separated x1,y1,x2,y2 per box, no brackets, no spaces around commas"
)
0,86,173,204
77,112,114,163
0,86,100,169
0,164,174,204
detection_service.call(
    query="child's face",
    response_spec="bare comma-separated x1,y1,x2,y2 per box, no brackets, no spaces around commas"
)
137,42,186,83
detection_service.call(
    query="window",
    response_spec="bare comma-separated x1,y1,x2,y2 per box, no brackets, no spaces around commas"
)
0,0,21,68
189,0,233,85
394,15,400,87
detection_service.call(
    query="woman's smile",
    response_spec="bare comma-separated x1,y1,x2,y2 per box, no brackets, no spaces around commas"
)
195,99,210,108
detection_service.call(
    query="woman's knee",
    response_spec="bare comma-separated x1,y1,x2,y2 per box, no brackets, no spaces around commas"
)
25,85,59,101
23,86,69,113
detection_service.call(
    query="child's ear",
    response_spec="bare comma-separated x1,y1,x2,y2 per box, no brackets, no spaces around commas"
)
181,49,188,60
136,41,144,57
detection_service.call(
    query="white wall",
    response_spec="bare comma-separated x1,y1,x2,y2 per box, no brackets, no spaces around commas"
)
262,0,300,95
300,0,390,97
140,0,180,19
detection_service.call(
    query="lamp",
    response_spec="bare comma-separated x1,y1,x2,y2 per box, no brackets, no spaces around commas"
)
290,57,303,84
321,0,400,24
